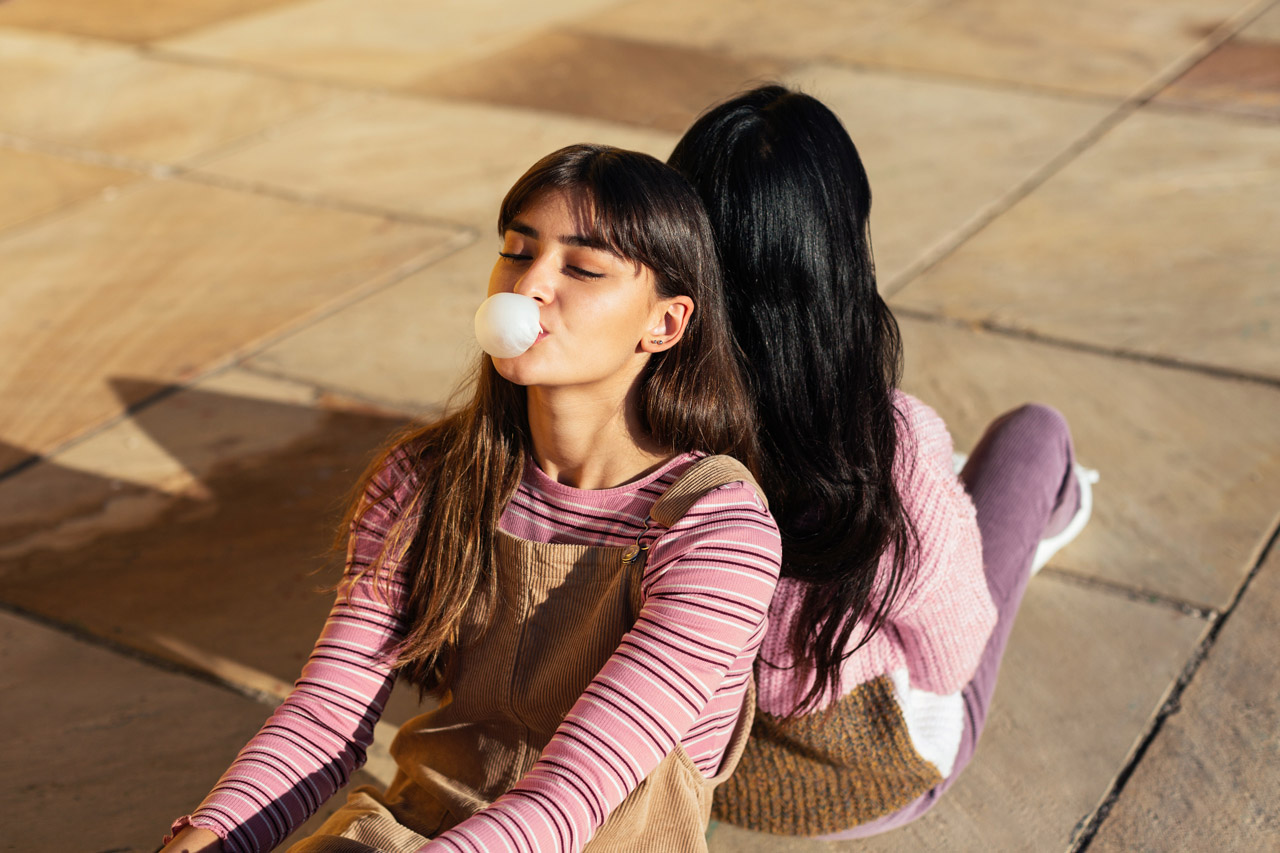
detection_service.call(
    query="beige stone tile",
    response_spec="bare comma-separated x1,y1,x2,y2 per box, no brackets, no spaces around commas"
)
849,581,1204,852
0,609,388,851
1090,546,1280,851
822,0,1254,98
710,581,1204,851
0,371,325,561
782,64,1110,287
892,109,1280,381
0,176,457,459
896,318,1280,611
576,0,919,63
1157,34,1280,120
0,371,413,690
196,95,677,229
412,29,787,133
1243,3,1280,42
579,0,1250,97
246,240,491,411
161,0,622,88
0,0,303,42
0,145,137,233
0,28,336,163
0,368,430,730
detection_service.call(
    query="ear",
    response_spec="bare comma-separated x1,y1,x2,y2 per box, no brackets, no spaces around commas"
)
640,296,694,353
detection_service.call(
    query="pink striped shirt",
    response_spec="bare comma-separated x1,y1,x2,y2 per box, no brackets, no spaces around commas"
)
173,451,781,853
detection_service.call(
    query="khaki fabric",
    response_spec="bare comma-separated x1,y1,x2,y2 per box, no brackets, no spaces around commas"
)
289,456,762,853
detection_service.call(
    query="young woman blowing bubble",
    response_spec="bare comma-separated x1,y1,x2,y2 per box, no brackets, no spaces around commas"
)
161,144,781,853
668,85,1097,839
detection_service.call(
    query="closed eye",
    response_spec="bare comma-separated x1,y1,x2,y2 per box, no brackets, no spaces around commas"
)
566,265,605,280
498,251,531,262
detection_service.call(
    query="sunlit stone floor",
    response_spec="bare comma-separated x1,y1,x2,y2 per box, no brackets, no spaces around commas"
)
1,1,1278,851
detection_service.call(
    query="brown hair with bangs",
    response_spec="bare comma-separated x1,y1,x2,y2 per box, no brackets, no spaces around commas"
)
340,144,758,693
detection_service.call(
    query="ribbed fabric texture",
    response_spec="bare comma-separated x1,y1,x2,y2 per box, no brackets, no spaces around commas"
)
172,451,781,853
716,393,995,832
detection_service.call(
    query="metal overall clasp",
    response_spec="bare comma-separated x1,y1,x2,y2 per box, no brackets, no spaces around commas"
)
621,516,654,564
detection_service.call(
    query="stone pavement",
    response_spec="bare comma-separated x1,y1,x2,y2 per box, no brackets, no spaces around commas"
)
1,0,1277,850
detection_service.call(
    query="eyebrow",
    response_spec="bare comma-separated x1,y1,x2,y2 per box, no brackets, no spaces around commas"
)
507,221,620,256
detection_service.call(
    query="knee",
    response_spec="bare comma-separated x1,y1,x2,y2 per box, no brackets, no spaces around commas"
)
992,403,1072,448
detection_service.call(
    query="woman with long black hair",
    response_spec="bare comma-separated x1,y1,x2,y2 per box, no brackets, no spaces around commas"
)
669,85,1096,838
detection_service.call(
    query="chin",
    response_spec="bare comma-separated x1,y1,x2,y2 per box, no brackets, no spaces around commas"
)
491,357,540,387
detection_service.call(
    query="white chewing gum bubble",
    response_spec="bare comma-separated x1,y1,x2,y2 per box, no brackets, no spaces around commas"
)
474,292,541,358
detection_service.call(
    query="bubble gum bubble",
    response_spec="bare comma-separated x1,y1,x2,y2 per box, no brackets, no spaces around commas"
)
474,292,541,358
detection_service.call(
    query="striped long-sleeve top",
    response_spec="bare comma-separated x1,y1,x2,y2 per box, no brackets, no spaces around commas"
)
172,449,781,853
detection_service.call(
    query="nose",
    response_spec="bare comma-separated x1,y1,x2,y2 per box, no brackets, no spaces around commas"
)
512,257,555,305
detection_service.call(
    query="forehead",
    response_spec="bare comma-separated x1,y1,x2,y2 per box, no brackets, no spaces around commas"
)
505,189,638,264
506,189,595,233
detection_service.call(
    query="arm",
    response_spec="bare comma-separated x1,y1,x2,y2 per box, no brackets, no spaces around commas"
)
889,399,994,695
164,454,417,853
422,482,781,853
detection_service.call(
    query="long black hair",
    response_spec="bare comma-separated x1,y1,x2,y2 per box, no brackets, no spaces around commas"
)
669,85,916,716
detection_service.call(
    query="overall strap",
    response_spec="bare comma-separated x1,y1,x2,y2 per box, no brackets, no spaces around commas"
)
650,455,767,527
622,455,765,568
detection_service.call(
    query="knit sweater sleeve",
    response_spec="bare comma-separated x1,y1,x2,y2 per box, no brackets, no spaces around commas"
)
167,451,417,853
888,396,994,695
421,481,782,853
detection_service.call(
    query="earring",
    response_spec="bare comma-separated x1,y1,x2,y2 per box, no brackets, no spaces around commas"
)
649,339,664,344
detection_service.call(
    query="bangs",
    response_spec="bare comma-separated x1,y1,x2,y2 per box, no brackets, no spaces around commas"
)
498,145,708,291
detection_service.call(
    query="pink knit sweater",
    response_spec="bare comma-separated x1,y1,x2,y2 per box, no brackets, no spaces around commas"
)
757,392,994,721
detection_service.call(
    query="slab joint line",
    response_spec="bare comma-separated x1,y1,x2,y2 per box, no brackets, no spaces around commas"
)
882,0,1276,301
1040,568,1216,620
893,307,1280,390
0,600,283,709
1069,517,1280,851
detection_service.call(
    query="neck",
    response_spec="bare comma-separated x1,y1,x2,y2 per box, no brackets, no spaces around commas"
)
527,376,671,490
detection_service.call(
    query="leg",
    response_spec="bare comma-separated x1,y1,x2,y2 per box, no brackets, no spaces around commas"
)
943,403,1078,789
817,403,1079,839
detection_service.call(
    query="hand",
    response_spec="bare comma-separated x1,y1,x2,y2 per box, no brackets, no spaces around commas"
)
157,825,223,853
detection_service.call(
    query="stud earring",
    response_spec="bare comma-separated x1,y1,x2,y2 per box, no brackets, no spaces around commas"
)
649,339,664,345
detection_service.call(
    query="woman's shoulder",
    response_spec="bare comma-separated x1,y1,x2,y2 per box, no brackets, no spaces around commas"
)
893,390,956,464
359,442,426,518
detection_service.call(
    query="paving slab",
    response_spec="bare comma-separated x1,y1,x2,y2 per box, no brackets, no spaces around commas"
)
891,108,1280,382
195,94,677,230
0,0,304,42
0,369,413,691
1088,542,1280,851
708,578,1207,852
1250,3,1280,38
0,28,336,164
246,240,490,411
0,608,385,852
0,144,137,233
577,0,1253,98
782,64,1111,288
411,28,787,133
1156,5,1280,120
160,0,622,89
0,175,457,459
895,317,1280,613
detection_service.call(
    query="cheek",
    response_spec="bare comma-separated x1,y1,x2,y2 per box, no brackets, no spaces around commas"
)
486,263,507,297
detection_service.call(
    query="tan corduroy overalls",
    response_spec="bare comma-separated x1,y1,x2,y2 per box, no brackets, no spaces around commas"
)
290,456,765,853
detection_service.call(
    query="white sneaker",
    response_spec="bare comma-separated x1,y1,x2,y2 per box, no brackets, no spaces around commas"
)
1031,464,1099,574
